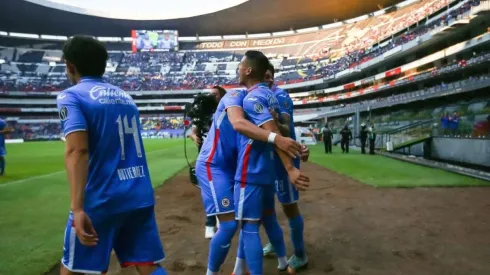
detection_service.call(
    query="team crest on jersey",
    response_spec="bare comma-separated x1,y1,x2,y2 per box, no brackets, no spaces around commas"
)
230,91,240,97
221,197,231,208
254,103,264,113
283,100,289,109
59,106,68,121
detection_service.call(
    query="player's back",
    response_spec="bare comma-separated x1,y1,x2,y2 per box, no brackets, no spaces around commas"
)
235,84,279,185
197,90,247,174
57,77,154,216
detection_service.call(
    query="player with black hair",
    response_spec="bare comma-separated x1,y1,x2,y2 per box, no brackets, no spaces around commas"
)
260,63,310,272
196,50,304,275
57,35,167,275
229,51,309,275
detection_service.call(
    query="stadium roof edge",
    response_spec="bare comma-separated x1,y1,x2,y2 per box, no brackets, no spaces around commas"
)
0,0,406,37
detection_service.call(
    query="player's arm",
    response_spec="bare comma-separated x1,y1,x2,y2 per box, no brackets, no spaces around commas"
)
227,106,300,158
274,94,293,137
64,131,89,212
57,93,89,212
57,92,98,246
277,113,291,137
242,96,309,190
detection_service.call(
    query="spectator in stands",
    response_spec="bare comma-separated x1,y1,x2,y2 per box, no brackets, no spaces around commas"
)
188,85,227,239
441,112,450,136
472,115,490,138
449,111,460,136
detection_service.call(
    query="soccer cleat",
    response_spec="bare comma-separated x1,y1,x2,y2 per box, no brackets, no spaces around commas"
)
278,265,296,275
288,254,308,271
231,272,250,275
205,226,216,239
263,242,276,257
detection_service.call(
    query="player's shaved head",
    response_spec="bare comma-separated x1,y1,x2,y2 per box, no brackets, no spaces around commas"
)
62,35,108,79
241,50,270,81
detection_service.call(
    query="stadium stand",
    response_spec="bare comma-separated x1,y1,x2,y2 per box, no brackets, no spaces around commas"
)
0,0,482,91
1,0,489,142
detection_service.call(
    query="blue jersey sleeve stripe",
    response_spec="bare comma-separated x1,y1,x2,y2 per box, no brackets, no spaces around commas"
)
64,128,87,137
224,105,243,110
257,118,274,127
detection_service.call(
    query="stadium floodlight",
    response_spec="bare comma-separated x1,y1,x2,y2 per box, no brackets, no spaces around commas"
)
0,31,8,36
178,36,198,41
49,61,56,66
199,36,222,41
223,34,247,40
247,33,271,38
40,34,68,40
0,59,5,64
9,32,39,39
272,30,295,36
296,27,320,33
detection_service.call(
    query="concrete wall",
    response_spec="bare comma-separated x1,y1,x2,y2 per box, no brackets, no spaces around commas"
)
431,137,490,167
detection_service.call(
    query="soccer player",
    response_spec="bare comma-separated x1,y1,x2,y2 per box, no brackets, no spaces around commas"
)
196,56,306,274
232,51,309,275
0,118,13,176
189,86,227,239
57,36,166,275
262,64,309,271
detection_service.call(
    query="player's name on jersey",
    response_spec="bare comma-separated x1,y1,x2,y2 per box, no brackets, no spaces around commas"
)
117,165,146,181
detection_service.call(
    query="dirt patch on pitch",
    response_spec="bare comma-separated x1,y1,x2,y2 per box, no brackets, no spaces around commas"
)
49,162,490,275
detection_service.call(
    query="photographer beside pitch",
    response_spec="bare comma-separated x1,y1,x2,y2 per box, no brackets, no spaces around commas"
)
188,86,227,239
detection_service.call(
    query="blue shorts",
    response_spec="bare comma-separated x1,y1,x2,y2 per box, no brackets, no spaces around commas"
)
275,177,299,205
196,161,234,216
234,182,275,221
0,147,5,157
61,206,165,274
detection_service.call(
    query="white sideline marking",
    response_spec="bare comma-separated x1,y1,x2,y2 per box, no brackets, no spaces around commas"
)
0,148,171,187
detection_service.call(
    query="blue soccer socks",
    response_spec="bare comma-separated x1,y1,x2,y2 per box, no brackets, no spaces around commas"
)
207,220,238,272
241,222,263,275
262,214,288,269
288,215,305,258
0,158,5,175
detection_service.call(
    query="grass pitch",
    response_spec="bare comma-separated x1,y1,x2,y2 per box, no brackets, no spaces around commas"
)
0,141,487,275
0,139,197,275
309,144,489,187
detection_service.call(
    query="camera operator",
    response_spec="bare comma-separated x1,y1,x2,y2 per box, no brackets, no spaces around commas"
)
188,86,226,239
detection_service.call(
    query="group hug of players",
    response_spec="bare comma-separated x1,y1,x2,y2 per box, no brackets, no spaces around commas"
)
53,35,311,275
190,51,312,275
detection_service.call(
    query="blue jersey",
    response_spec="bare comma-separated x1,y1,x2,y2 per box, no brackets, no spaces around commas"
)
272,85,300,170
197,89,247,174
0,119,6,149
235,83,280,185
56,77,154,216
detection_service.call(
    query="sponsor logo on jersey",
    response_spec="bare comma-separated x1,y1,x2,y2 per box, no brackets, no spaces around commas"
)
88,86,134,105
